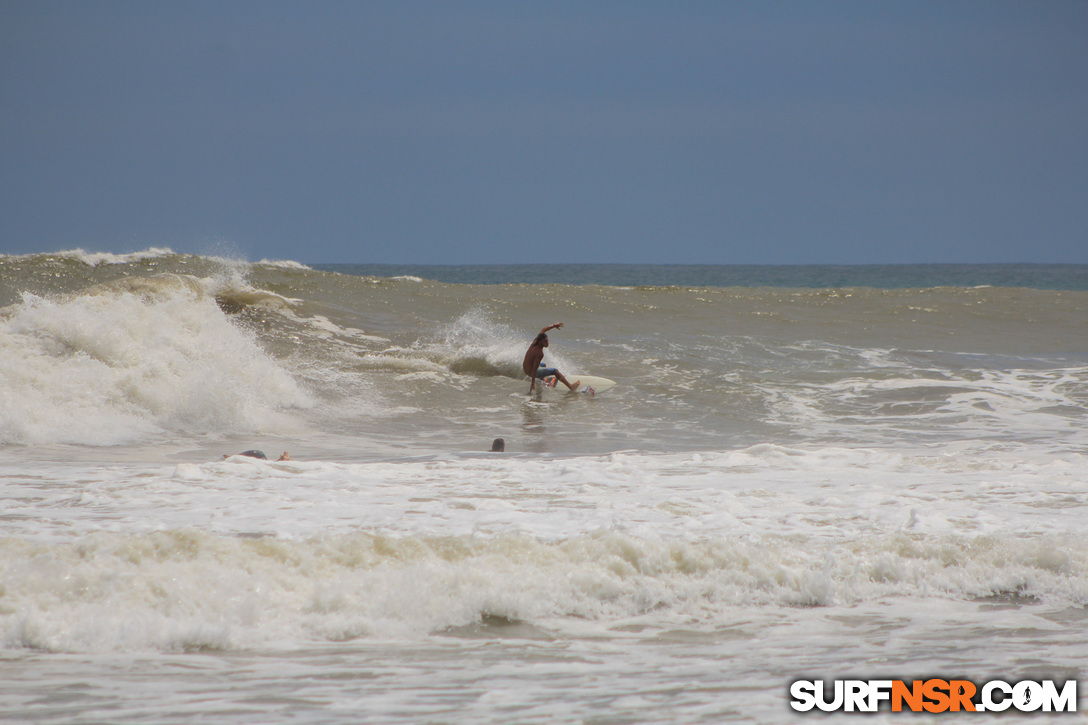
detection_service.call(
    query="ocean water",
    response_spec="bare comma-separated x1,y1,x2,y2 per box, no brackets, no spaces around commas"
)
1,249,1087,722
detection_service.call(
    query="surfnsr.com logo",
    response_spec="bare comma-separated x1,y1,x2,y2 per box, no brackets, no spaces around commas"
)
790,679,1078,713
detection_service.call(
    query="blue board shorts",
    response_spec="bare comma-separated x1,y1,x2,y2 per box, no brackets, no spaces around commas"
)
535,366,559,379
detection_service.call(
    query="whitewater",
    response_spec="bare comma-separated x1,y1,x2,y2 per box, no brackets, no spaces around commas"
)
1,249,1086,722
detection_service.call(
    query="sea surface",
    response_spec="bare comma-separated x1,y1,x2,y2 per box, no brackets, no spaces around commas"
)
2,249,1087,722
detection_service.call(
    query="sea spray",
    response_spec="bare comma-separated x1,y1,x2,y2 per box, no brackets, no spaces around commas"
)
0,274,311,445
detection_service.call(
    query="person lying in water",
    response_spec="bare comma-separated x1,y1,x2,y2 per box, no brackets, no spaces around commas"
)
522,322,580,394
226,450,291,461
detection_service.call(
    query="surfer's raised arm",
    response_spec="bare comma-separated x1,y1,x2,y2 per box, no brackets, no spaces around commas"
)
539,322,563,335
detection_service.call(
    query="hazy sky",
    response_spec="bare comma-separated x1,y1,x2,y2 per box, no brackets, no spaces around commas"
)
2,1,1086,265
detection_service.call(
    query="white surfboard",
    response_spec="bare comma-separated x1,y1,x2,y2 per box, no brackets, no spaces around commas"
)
541,374,616,395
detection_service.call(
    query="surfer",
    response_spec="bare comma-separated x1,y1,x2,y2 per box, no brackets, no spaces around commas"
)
224,450,292,461
523,322,580,394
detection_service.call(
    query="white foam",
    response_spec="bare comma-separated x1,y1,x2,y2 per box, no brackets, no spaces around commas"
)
255,259,313,271
0,278,312,446
40,247,178,267
763,354,1088,447
1,443,1086,652
1,523,1084,653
